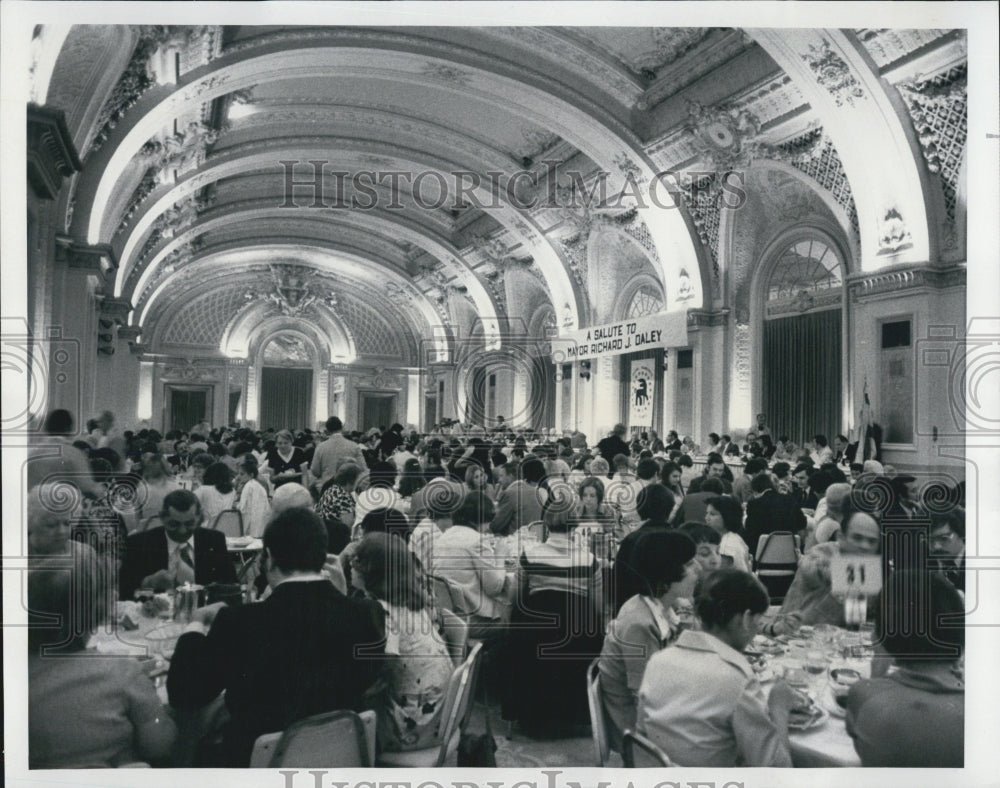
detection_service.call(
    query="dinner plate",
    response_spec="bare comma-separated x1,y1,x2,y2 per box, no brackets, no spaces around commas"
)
788,703,828,731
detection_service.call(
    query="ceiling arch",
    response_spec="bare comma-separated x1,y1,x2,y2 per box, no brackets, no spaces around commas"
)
29,21,966,375
74,36,707,324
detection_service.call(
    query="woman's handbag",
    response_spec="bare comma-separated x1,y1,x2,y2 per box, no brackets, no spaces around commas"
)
457,709,497,766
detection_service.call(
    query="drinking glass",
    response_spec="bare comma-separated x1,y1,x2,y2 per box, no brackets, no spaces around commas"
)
804,649,831,691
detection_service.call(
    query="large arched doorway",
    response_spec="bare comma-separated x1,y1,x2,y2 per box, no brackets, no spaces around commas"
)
759,235,845,445
258,333,315,431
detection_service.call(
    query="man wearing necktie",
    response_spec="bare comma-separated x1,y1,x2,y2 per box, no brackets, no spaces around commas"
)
119,490,236,599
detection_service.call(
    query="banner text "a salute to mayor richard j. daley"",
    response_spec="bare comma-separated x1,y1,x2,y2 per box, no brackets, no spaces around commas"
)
554,312,689,362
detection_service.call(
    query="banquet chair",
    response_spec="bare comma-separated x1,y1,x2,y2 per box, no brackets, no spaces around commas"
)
212,509,244,538
438,607,470,666
249,709,375,768
586,659,611,766
622,729,673,767
754,531,800,601
376,642,483,767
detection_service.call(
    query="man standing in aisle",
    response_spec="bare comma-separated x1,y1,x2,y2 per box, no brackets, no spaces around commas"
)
597,424,632,476
309,416,366,488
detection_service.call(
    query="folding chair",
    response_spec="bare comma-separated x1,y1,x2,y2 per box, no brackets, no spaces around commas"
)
587,659,611,766
212,508,244,538
377,642,483,766
754,531,800,602
438,607,469,666
622,729,673,767
249,709,375,768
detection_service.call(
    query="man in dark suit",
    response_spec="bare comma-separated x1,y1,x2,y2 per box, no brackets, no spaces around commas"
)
119,489,236,599
928,512,965,592
687,453,733,495
789,463,820,511
167,506,385,766
744,473,807,558
596,423,631,477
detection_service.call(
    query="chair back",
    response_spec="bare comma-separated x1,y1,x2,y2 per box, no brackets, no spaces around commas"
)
622,729,673,767
754,531,799,574
256,709,372,767
586,659,611,766
434,641,484,765
437,607,469,666
212,508,244,538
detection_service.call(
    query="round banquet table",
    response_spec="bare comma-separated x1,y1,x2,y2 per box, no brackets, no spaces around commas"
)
750,621,880,767
88,601,228,766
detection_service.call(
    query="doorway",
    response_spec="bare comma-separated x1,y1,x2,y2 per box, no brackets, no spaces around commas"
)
259,367,313,431
167,386,210,433
359,392,397,432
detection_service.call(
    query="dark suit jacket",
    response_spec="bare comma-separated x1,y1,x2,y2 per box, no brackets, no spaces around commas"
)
686,475,733,495
167,580,385,766
119,526,236,599
791,487,820,511
744,490,807,558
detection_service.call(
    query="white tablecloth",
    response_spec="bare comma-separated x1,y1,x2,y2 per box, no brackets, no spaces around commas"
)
755,626,871,767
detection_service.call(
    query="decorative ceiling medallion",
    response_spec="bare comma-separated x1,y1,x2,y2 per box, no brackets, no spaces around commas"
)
675,268,695,303
877,208,913,254
685,100,763,172
242,264,337,316
801,38,866,108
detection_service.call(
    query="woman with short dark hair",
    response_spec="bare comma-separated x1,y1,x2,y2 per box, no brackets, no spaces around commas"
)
598,529,698,751
194,461,236,524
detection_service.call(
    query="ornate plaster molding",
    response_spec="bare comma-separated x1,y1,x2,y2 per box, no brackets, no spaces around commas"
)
27,104,82,199
99,296,133,325
801,38,867,108
54,235,117,283
847,264,966,300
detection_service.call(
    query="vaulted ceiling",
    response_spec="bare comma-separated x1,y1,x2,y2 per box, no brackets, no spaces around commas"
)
33,24,966,366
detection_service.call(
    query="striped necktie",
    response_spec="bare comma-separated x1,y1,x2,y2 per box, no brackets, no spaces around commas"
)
175,542,195,585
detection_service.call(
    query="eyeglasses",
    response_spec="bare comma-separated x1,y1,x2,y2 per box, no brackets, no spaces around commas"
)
929,531,956,545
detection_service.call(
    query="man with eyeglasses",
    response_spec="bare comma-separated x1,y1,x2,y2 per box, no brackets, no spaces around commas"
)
119,489,236,599
928,512,965,593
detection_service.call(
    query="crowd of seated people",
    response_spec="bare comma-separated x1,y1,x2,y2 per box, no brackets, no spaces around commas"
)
22,406,966,768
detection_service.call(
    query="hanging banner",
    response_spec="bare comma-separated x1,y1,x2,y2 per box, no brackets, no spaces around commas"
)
552,311,688,362
629,358,656,427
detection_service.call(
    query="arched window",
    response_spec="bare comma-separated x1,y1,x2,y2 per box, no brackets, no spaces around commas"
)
759,233,846,451
625,285,663,319
765,237,843,317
